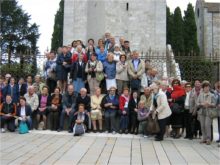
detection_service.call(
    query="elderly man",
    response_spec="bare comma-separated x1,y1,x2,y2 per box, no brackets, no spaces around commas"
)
58,84,78,132
140,87,152,109
128,50,145,92
33,75,46,95
24,86,39,129
0,95,17,132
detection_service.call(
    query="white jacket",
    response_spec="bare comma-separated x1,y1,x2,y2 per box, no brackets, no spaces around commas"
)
150,91,172,120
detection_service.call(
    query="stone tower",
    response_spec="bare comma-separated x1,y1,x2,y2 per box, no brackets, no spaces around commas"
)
195,0,220,57
63,0,166,55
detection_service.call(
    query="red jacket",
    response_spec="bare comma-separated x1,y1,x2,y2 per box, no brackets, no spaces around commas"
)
119,95,130,111
71,53,88,63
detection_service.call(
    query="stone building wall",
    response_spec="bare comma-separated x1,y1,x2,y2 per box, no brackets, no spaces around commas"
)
63,0,166,55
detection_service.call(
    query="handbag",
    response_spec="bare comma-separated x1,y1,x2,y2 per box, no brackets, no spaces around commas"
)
208,108,218,119
171,103,181,114
19,121,29,134
73,123,85,135
146,115,160,134
96,72,104,81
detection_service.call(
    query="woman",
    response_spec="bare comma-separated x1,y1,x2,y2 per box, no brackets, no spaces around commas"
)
15,96,32,130
150,83,172,141
103,53,117,91
90,87,104,132
197,81,216,145
119,87,130,134
37,86,51,130
113,44,122,62
85,53,103,95
116,54,129,95
128,91,140,134
56,46,72,93
170,79,186,139
137,100,150,137
49,87,62,131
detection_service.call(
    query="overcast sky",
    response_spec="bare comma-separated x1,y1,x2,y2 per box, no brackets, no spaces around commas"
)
17,0,219,54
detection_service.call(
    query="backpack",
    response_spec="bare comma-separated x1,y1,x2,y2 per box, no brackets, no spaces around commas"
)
73,123,85,136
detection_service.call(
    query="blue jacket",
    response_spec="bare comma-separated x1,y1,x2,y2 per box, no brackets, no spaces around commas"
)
2,84,19,103
103,61,116,79
101,94,119,111
97,51,107,63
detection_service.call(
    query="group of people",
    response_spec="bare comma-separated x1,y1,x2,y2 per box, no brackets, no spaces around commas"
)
0,32,219,144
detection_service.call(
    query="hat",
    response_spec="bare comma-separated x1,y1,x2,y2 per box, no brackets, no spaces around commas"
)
114,44,120,48
202,80,211,88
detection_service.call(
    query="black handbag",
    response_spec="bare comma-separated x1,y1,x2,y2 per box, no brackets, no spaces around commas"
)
171,103,181,114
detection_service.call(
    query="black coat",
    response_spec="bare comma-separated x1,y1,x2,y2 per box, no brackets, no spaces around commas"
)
128,98,140,115
75,95,91,112
16,105,32,117
70,61,87,81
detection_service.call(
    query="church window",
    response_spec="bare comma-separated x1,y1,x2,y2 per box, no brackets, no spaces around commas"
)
197,8,200,17
126,3,129,11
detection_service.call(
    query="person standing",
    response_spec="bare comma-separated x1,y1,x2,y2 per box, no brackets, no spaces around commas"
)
128,51,145,93
150,83,172,141
197,81,216,145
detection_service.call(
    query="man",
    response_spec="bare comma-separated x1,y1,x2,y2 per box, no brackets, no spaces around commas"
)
33,75,46,95
75,88,91,131
58,84,78,132
0,95,16,132
24,86,39,129
184,83,193,140
101,86,119,134
140,87,152,109
128,51,145,92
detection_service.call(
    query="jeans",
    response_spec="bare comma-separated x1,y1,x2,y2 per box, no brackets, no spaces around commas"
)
139,121,147,135
0,116,15,131
59,110,74,130
73,78,85,93
104,110,117,132
120,115,129,130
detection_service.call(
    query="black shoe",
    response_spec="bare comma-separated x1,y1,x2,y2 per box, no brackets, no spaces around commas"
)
57,128,63,132
184,136,189,139
125,130,128,134
93,130,97,133
119,130,123,134
155,138,163,141
68,129,73,133
216,140,220,143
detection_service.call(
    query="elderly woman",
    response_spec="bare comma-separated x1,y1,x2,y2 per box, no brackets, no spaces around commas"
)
37,86,51,130
170,79,186,139
150,83,172,141
197,81,216,145
103,53,117,91
116,54,129,95
113,44,122,62
85,53,103,95
90,87,104,132
71,45,88,63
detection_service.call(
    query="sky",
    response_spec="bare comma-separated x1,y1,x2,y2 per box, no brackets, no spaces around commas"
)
17,0,220,55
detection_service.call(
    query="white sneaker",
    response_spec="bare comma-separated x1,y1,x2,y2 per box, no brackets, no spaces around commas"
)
112,131,116,134
143,135,148,138
1,128,6,133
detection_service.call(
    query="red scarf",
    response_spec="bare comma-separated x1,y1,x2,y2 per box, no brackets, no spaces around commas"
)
171,85,185,100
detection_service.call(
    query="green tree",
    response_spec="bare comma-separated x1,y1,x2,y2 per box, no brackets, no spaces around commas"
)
51,0,64,51
183,3,199,56
0,0,40,74
166,7,174,45
172,7,184,55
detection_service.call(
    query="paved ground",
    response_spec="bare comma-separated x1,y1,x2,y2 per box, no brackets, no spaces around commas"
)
0,120,220,165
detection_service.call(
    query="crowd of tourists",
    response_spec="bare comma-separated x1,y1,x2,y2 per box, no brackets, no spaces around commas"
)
0,32,219,146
